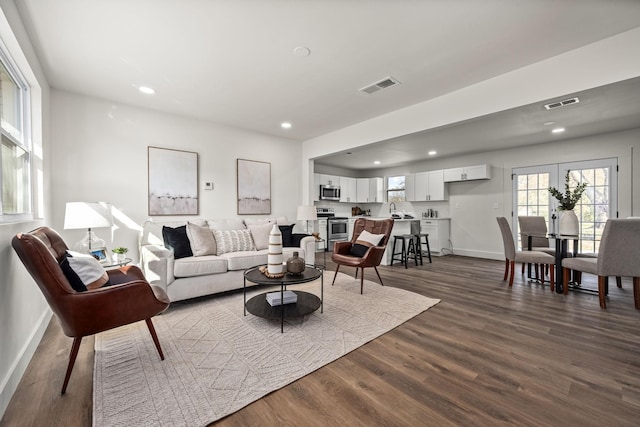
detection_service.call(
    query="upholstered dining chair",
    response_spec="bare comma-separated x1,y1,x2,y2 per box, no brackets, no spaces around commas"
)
561,218,640,309
517,216,555,255
12,227,170,394
331,218,394,294
496,217,556,289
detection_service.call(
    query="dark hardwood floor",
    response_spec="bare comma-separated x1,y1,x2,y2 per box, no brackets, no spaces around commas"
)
3,255,640,426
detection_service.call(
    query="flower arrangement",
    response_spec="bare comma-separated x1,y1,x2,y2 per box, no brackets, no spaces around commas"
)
548,171,587,210
112,247,129,255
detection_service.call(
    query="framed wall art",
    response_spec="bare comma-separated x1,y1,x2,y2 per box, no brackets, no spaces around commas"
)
148,146,199,215
237,158,271,215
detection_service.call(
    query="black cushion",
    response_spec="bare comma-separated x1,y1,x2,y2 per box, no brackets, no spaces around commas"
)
162,225,193,259
279,224,295,247
349,243,369,258
290,233,309,247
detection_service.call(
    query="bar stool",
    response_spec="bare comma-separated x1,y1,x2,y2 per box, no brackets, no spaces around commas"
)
391,235,420,268
414,233,432,264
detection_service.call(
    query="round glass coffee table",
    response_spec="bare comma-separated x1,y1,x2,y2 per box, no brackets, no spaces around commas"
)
243,265,323,333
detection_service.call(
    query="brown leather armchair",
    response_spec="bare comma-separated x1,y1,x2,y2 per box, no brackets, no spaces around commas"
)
331,218,394,294
11,227,170,394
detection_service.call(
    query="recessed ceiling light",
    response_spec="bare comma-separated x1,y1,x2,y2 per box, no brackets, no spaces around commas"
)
281,122,292,129
293,46,311,57
543,121,555,126
552,127,565,134
374,161,381,165
428,150,437,156
138,86,155,95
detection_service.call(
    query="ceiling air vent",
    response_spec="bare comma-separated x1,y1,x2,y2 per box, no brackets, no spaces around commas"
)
544,97,580,110
359,76,400,94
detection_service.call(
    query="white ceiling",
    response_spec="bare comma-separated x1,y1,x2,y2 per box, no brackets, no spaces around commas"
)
15,0,640,168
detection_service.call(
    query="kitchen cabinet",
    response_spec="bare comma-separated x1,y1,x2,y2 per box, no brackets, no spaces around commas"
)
340,176,357,203
368,177,384,203
407,170,448,201
443,164,491,182
317,219,328,247
319,174,340,187
348,217,357,240
420,218,450,255
356,178,369,203
355,177,383,203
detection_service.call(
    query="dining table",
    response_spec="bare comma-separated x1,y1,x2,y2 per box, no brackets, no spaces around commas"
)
525,233,578,294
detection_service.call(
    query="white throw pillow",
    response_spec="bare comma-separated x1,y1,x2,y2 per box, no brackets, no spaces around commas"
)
248,223,273,250
214,229,256,255
63,250,109,290
186,221,217,256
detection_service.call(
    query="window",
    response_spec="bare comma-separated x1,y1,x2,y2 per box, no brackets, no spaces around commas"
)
387,175,405,202
0,42,31,220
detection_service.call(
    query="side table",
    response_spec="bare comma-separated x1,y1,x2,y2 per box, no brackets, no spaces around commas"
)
315,238,326,269
102,257,132,269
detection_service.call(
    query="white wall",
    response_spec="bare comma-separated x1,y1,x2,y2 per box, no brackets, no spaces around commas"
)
50,90,304,262
0,0,51,418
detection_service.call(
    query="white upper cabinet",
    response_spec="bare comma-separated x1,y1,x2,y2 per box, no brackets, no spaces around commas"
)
340,176,357,203
356,178,369,203
319,174,340,186
407,170,448,201
369,177,384,203
443,164,491,182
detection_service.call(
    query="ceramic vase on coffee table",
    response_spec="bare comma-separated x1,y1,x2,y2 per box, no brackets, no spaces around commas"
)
268,225,283,275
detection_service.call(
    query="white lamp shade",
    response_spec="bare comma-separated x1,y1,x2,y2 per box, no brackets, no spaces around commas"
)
64,202,113,230
296,205,317,221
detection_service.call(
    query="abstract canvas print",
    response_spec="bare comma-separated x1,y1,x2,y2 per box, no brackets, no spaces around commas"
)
148,146,198,215
237,159,271,215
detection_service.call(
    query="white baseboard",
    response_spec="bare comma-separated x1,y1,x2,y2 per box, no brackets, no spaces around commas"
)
0,308,52,420
451,248,504,261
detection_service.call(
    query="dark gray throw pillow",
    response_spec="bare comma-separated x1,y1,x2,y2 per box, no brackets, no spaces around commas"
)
162,225,193,259
279,224,295,247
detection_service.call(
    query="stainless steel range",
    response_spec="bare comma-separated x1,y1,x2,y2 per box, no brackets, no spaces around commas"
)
327,217,349,251
316,208,350,251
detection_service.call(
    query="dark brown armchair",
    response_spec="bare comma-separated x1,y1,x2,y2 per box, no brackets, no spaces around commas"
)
11,227,170,394
331,218,394,294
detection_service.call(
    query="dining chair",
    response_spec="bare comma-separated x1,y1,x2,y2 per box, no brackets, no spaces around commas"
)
496,217,556,288
561,218,640,309
517,216,555,255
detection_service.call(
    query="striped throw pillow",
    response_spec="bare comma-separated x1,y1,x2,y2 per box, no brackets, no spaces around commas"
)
214,229,256,255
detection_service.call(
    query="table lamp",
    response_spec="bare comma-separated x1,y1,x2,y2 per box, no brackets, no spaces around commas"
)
64,202,113,253
296,205,317,234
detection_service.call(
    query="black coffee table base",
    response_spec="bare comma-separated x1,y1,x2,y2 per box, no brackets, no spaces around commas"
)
245,291,321,319
243,265,323,333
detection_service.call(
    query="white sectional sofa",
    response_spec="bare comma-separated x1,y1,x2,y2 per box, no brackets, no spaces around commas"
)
139,217,316,302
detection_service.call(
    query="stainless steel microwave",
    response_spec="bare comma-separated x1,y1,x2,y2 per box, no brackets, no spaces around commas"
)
319,185,341,201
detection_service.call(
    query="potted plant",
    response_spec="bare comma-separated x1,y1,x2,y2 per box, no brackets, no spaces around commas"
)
548,171,587,235
112,246,129,262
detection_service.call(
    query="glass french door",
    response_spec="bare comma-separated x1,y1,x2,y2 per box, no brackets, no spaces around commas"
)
512,165,557,249
560,159,617,253
512,158,617,253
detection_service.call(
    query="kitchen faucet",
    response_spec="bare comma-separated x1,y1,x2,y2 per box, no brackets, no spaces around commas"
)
389,202,396,213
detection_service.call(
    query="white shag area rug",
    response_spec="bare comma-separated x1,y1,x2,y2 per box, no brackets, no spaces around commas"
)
93,271,440,426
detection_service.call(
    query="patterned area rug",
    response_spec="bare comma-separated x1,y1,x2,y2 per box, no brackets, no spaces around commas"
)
93,271,440,426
